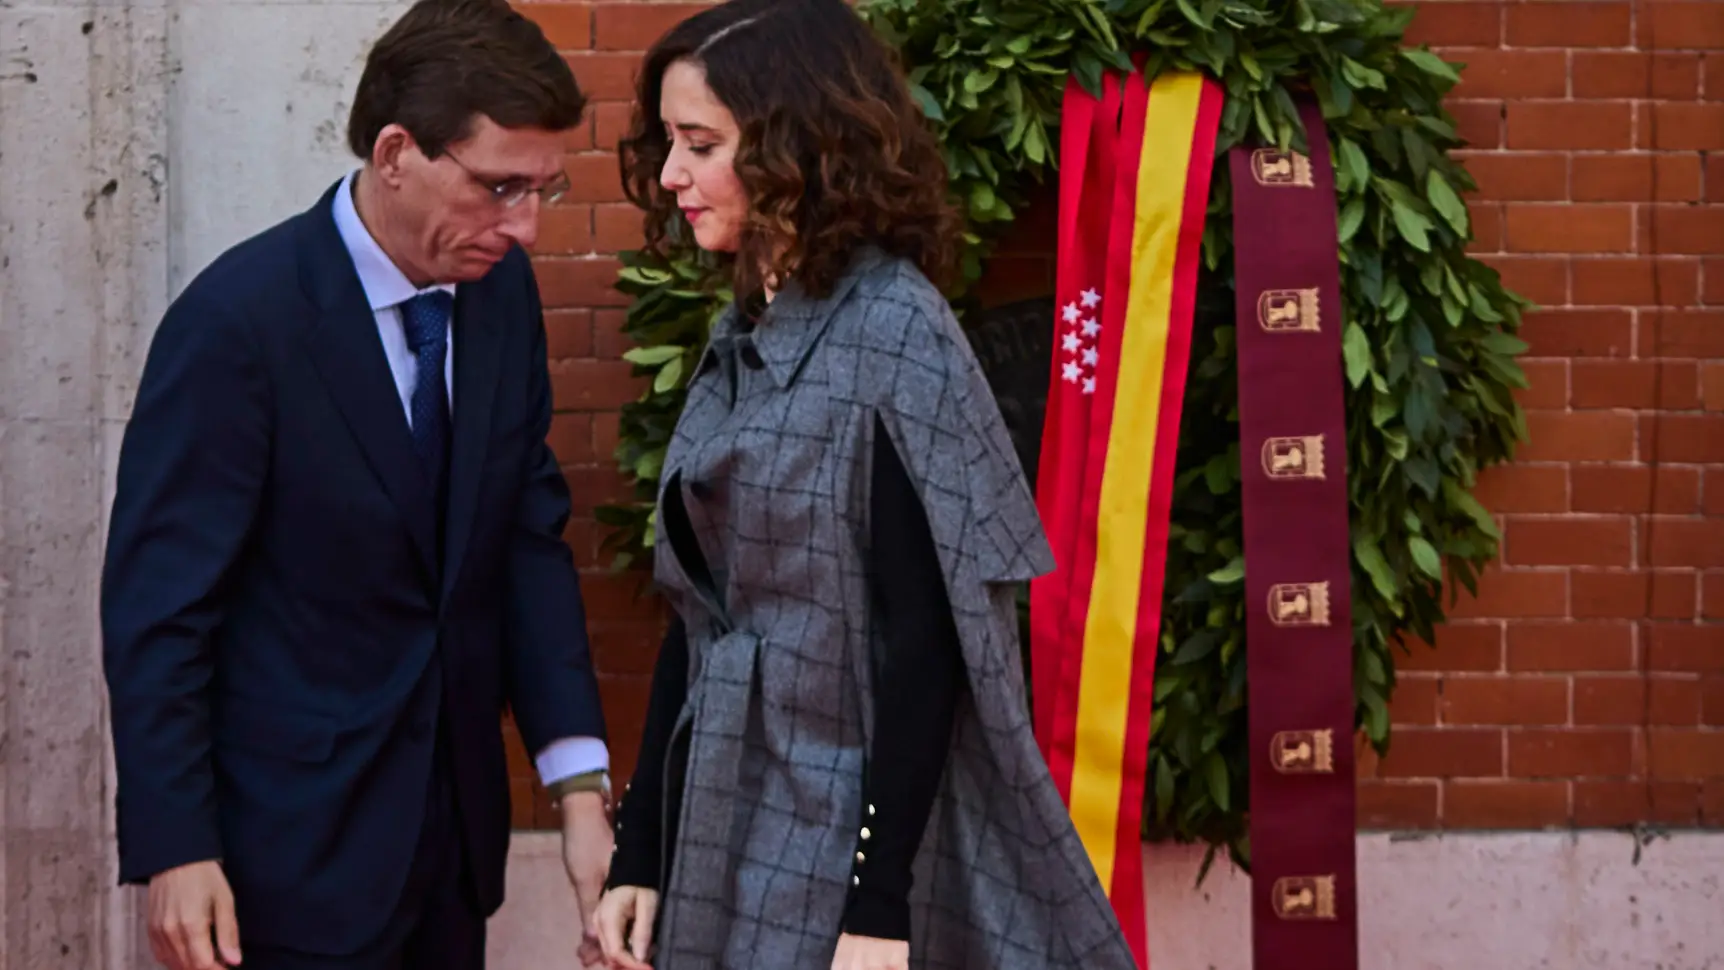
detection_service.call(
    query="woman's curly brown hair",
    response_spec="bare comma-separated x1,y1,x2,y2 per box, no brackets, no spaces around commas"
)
618,0,963,301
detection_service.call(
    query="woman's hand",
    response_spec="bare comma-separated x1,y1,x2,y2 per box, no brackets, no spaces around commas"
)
831,933,909,970
589,885,659,969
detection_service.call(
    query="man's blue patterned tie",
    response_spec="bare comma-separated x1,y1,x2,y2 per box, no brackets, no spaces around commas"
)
400,291,453,527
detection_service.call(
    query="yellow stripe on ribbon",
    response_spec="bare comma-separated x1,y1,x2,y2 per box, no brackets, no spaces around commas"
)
1067,70,1208,890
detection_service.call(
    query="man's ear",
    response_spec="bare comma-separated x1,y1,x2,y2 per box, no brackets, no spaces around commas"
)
371,123,416,188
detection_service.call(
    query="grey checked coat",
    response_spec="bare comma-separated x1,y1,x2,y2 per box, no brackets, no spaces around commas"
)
648,247,1136,969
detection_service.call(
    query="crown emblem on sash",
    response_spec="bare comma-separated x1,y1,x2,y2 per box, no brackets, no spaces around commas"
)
1250,148,1314,188
1272,875,1338,920
1261,435,1325,480
1271,729,1335,774
1257,288,1321,333
1268,581,1331,627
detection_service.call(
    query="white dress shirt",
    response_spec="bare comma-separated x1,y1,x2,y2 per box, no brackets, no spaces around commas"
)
331,169,607,787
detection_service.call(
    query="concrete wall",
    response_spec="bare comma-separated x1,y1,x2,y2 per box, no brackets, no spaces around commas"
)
0,2,404,966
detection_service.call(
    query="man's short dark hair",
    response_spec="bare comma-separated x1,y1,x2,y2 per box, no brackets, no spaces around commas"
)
347,0,587,160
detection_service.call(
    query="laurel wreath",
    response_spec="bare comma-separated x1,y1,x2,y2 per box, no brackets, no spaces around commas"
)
598,0,1529,871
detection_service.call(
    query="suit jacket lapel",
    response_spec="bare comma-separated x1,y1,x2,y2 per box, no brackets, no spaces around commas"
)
441,280,503,601
296,184,439,583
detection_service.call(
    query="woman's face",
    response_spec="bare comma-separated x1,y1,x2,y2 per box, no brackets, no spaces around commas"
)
658,58,748,254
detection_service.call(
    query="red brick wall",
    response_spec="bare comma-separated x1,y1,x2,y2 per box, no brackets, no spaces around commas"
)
505,0,1724,831
501,3,706,829
1357,0,1724,831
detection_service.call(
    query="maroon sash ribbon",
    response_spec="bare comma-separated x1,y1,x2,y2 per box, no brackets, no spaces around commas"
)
1230,95,1361,970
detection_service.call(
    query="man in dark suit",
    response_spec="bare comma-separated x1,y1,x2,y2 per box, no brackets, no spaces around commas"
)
100,3,613,968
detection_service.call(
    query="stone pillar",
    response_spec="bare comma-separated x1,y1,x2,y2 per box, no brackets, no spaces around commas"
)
2,3,168,965
0,2,401,966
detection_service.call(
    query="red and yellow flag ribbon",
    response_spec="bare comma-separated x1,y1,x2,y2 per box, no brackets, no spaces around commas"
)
1032,66,1224,966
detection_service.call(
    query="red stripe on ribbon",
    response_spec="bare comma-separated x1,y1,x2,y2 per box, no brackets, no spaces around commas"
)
1034,71,1123,795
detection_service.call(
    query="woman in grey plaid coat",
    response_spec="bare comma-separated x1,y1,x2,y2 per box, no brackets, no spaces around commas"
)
588,2,1137,968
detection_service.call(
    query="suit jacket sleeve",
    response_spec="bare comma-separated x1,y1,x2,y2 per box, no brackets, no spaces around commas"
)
101,290,270,884
502,255,606,753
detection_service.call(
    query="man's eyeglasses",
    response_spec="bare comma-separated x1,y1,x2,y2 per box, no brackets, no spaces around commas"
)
442,149,570,208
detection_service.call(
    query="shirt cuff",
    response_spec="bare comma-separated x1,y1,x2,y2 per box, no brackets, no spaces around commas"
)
534,736,610,786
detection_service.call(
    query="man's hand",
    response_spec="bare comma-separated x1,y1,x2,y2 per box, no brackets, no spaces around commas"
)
831,933,909,970
590,885,658,969
559,790,615,966
147,860,242,969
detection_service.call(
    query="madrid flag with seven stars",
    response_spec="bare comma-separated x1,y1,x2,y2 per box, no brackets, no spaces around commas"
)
1030,66,1223,967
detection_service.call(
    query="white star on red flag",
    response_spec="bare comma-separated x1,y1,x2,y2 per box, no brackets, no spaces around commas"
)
1056,291,1104,396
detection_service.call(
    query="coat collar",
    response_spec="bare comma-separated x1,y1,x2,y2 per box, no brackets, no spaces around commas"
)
705,246,891,389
